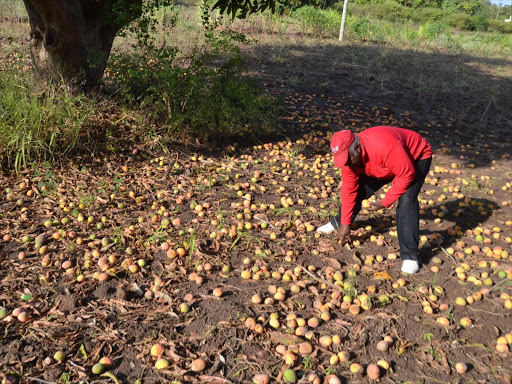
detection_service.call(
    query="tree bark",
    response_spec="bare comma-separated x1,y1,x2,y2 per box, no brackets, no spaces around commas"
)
22,0,141,90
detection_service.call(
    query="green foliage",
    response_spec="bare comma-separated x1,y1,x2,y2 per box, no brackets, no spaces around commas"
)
488,19,512,34
349,16,384,40
278,0,339,14
107,6,279,141
293,6,340,36
0,64,91,171
346,0,512,33
418,21,447,38
212,0,279,18
443,12,474,29
442,0,485,16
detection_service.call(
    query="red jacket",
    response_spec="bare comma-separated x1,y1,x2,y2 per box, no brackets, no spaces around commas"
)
340,126,432,225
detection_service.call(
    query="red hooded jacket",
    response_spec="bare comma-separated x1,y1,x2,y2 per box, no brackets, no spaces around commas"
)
339,126,432,225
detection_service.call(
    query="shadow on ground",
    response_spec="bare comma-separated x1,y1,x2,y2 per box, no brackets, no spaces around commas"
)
243,40,512,168
354,197,497,265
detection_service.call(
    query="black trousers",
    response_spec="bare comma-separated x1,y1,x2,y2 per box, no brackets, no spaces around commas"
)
331,157,432,262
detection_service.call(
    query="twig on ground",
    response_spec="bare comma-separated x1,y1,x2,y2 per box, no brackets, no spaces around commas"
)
302,267,341,292
198,375,233,384
26,377,57,384
489,278,511,293
436,242,462,267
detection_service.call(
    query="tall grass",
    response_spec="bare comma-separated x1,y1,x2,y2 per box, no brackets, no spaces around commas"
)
283,6,512,57
0,67,92,171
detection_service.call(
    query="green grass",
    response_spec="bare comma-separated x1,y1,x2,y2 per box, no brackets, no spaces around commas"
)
237,7,512,58
0,66,92,171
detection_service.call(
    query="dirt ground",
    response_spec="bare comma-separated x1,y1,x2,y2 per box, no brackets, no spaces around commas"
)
1,16,512,384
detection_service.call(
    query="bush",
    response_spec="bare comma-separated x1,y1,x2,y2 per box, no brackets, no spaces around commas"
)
107,29,280,141
472,14,489,31
488,19,512,34
349,16,384,41
444,13,474,30
346,0,511,33
414,6,446,22
0,64,91,170
293,6,340,37
419,21,447,38
277,0,338,14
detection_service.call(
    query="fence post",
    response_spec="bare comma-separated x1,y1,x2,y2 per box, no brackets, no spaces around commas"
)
339,0,349,41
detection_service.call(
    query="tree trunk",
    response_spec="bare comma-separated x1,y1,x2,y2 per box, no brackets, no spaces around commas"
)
22,0,141,90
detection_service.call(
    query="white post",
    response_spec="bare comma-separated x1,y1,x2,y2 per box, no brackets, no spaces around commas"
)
339,0,349,42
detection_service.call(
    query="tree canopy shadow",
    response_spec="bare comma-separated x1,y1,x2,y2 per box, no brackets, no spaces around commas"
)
243,39,512,168
354,197,498,265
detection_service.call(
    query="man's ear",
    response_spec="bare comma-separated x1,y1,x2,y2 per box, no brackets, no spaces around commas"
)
356,145,361,154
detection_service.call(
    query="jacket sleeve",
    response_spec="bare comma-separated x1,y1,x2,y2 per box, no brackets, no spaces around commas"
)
340,166,360,225
381,141,416,207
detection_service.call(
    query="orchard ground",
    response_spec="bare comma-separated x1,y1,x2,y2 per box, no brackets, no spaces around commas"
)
1,6,512,384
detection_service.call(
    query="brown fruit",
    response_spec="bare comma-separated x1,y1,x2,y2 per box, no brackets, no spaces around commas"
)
367,364,380,380
191,358,206,372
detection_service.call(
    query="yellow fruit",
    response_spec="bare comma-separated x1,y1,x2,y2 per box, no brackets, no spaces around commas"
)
436,317,450,326
455,362,467,374
338,351,350,362
377,359,390,370
150,343,164,357
349,363,364,374
460,317,472,328
155,359,170,370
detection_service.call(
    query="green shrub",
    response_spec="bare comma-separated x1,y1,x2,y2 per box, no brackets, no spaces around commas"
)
472,14,488,31
415,6,446,22
107,29,280,141
293,6,340,37
277,0,338,14
349,16,384,40
444,13,474,30
419,21,447,38
488,20,512,34
346,1,511,33
0,65,91,171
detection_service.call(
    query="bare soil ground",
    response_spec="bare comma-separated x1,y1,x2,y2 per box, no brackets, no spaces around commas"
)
1,15,512,384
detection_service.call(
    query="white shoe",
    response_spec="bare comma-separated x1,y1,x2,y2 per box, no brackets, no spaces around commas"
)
317,222,335,234
401,260,420,274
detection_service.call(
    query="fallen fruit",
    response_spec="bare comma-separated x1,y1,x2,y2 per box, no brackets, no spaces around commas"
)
92,363,105,375
54,351,65,363
455,362,468,374
99,357,113,367
0,308,9,319
191,358,206,372
376,340,389,352
155,359,170,370
350,363,364,374
151,344,164,357
326,374,342,384
253,374,270,384
283,369,297,383
436,317,450,326
460,317,472,328
367,364,381,380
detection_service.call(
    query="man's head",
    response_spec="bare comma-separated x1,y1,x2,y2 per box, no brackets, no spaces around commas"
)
330,130,362,168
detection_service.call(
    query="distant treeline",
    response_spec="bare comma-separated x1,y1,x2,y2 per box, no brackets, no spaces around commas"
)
280,0,512,33
345,0,512,33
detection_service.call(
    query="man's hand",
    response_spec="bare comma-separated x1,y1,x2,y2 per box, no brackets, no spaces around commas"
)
366,200,385,211
337,224,351,244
